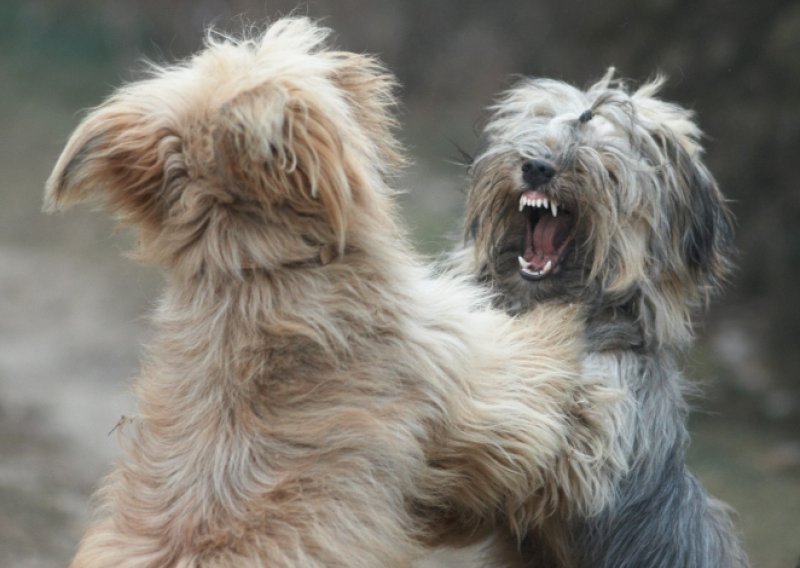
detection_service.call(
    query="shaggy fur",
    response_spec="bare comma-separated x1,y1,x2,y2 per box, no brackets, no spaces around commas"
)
454,70,749,567
45,20,626,567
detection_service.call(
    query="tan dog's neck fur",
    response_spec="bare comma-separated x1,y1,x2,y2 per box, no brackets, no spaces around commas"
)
46,19,627,567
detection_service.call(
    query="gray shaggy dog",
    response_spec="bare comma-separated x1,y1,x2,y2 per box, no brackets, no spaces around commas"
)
453,69,749,567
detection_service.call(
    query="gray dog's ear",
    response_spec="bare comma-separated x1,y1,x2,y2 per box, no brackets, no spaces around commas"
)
632,84,735,297
669,141,735,291
44,96,183,231
642,124,735,300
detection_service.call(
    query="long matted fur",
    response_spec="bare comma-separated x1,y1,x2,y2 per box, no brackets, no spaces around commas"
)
45,20,625,567
454,70,749,567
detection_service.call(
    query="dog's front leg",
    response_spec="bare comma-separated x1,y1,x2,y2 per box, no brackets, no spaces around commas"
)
424,304,627,544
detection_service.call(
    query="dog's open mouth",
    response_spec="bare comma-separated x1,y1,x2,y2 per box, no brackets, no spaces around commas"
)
517,190,574,280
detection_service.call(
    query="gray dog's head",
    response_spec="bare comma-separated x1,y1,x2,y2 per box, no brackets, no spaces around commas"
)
459,70,734,348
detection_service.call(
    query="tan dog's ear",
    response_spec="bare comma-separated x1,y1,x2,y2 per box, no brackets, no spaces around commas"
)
44,97,183,230
212,82,355,251
328,53,403,172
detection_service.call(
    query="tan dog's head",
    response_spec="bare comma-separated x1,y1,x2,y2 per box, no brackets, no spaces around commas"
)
46,18,402,278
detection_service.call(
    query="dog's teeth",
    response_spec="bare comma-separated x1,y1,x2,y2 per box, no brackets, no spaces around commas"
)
543,260,553,274
518,256,531,269
520,194,560,213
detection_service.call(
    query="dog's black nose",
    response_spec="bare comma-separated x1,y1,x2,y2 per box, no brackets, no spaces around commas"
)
521,159,556,188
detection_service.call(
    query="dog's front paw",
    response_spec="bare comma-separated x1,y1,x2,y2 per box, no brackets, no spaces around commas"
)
501,377,627,538
558,378,629,517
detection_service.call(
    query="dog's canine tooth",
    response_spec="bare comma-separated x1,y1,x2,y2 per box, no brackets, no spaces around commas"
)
518,256,531,269
551,202,558,217
543,260,552,274
519,196,526,212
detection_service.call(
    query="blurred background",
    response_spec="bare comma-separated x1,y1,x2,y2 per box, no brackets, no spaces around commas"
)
1,0,798,566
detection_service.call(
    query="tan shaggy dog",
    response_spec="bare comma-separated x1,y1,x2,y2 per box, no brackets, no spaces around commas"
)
45,19,626,567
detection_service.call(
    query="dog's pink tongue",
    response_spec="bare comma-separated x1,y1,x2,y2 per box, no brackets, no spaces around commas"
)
533,215,571,253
